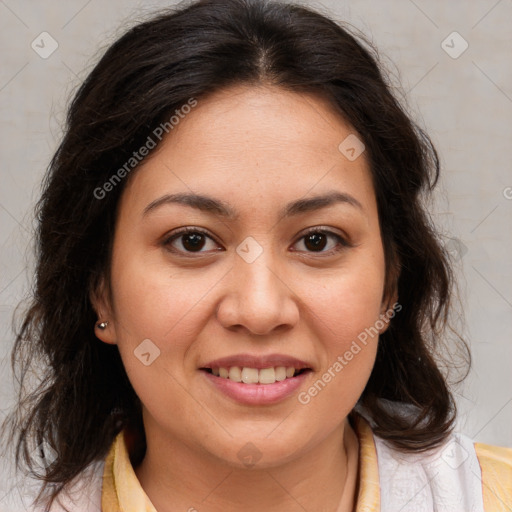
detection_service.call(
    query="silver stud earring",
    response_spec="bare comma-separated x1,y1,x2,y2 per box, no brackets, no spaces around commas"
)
97,321,109,330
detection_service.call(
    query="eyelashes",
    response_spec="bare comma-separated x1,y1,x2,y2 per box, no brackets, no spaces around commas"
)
162,227,221,255
161,226,352,257
293,226,352,254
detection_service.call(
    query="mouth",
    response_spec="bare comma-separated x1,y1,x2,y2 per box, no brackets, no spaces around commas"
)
200,366,311,384
199,354,313,405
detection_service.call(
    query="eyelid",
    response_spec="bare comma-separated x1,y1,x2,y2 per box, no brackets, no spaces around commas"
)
298,225,351,244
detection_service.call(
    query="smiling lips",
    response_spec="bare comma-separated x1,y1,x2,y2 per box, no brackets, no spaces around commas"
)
207,365,303,384
201,353,312,383
200,354,312,404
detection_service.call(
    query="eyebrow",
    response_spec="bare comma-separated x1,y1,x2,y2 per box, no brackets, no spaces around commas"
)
142,191,364,220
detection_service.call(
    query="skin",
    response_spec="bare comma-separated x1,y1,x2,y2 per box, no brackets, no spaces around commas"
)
93,84,395,512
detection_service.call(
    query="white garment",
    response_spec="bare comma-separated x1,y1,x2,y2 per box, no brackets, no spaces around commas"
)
32,403,485,512
374,431,484,512
30,460,104,512
356,401,485,512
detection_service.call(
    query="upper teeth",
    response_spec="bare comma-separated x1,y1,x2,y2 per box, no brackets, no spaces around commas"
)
212,366,298,384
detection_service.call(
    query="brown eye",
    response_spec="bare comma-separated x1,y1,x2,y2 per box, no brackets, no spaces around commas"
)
304,232,328,251
293,228,350,255
163,228,221,255
181,232,207,252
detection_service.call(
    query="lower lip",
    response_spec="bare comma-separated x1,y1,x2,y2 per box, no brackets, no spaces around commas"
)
201,370,310,405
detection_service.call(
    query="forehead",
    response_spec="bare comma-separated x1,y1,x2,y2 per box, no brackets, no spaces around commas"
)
170,84,355,157
120,84,375,219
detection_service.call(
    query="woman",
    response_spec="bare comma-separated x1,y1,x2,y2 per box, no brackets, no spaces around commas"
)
2,0,511,511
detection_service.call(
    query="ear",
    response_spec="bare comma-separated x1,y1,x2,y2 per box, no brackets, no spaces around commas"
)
378,255,401,335
90,276,117,345
378,291,399,335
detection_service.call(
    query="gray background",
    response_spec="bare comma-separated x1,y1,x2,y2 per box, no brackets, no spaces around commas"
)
1,0,511,509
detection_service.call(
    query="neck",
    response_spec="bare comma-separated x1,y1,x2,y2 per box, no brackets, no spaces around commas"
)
134,417,359,512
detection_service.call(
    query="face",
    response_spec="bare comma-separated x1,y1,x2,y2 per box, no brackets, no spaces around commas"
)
94,84,392,469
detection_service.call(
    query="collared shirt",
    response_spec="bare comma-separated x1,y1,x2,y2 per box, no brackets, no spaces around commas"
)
99,413,512,511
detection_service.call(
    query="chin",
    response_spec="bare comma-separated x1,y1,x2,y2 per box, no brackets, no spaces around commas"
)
205,430,312,470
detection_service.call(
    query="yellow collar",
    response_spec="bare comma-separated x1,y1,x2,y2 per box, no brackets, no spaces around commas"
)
101,414,379,511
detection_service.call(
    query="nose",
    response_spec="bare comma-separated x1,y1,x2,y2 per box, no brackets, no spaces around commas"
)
215,248,300,336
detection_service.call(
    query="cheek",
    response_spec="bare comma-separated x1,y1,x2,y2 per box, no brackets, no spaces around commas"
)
108,252,206,416
294,272,383,420
294,250,385,392
306,284,382,376
301,254,385,341
109,240,218,343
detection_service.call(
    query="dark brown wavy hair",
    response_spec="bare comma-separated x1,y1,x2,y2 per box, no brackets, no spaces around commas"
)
1,0,470,509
